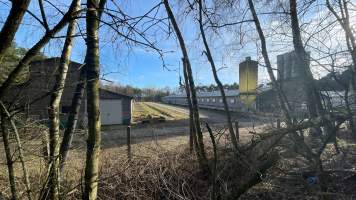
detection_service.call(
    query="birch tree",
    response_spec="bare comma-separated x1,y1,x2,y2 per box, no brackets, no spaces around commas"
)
83,0,105,199
43,1,80,198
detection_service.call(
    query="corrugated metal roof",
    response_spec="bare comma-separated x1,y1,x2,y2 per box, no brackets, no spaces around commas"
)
163,89,239,98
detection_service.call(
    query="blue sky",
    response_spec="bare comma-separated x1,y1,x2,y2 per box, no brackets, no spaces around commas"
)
4,0,333,90
0,0,270,90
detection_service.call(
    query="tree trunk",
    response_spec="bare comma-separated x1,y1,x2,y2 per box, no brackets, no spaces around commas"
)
0,102,32,200
326,0,356,138
45,4,79,198
0,0,81,99
163,0,210,174
197,0,239,150
1,112,18,200
289,0,324,119
247,0,292,124
182,58,198,152
60,0,106,171
290,1,332,194
59,67,86,171
0,0,30,62
83,0,103,199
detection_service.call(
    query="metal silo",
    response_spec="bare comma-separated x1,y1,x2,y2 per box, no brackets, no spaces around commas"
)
239,57,258,109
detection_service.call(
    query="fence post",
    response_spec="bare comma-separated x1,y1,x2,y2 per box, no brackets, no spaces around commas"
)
234,121,239,143
127,126,131,160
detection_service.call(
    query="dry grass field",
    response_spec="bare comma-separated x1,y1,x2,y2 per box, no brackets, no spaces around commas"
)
1,118,356,199
0,124,191,199
132,102,188,123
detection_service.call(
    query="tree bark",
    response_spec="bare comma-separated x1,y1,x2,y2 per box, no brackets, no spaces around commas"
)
44,3,79,198
0,0,30,62
83,0,103,199
1,112,18,200
0,101,32,200
247,0,292,124
289,0,324,119
326,0,356,138
0,0,81,100
60,0,106,171
163,0,210,174
59,67,86,171
182,58,198,152
197,0,239,150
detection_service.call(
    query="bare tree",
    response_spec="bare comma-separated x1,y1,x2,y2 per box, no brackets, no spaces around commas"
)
0,101,32,200
42,1,80,199
0,0,82,99
289,0,324,119
59,67,86,170
247,0,292,124
163,0,210,174
181,59,197,152
0,0,30,62
0,111,17,200
197,0,239,151
83,0,106,199
326,0,356,138
60,0,107,171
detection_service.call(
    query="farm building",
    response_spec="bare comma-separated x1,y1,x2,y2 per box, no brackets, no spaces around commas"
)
162,57,259,111
162,90,245,112
163,52,352,115
4,57,132,125
257,51,354,116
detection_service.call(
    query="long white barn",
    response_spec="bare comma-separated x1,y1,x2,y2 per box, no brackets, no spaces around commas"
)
162,89,251,112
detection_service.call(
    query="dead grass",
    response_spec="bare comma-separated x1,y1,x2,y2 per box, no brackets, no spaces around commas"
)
1,119,356,200
132,102,188,123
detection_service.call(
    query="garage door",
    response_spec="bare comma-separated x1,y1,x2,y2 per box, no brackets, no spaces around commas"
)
100,99,122,125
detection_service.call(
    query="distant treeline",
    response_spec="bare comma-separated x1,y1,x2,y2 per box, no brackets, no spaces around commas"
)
102,82,239,102
194,82,239,92
0,43,46,85
101,83,171,102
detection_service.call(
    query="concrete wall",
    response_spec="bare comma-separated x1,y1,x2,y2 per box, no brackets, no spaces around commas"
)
98,89,132,125
24,58,86,125
121,98,132,124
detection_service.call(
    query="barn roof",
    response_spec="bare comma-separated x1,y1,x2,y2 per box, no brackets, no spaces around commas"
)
99,88,133,99
198,89,239,97
29,58,133,99
30,57,83,67
164,89,240,98
316,68,352,91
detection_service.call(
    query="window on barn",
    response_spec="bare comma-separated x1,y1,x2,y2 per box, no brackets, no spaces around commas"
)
219,98,223,103
207,98,210,102
212,98,216,102
230,99,235,104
